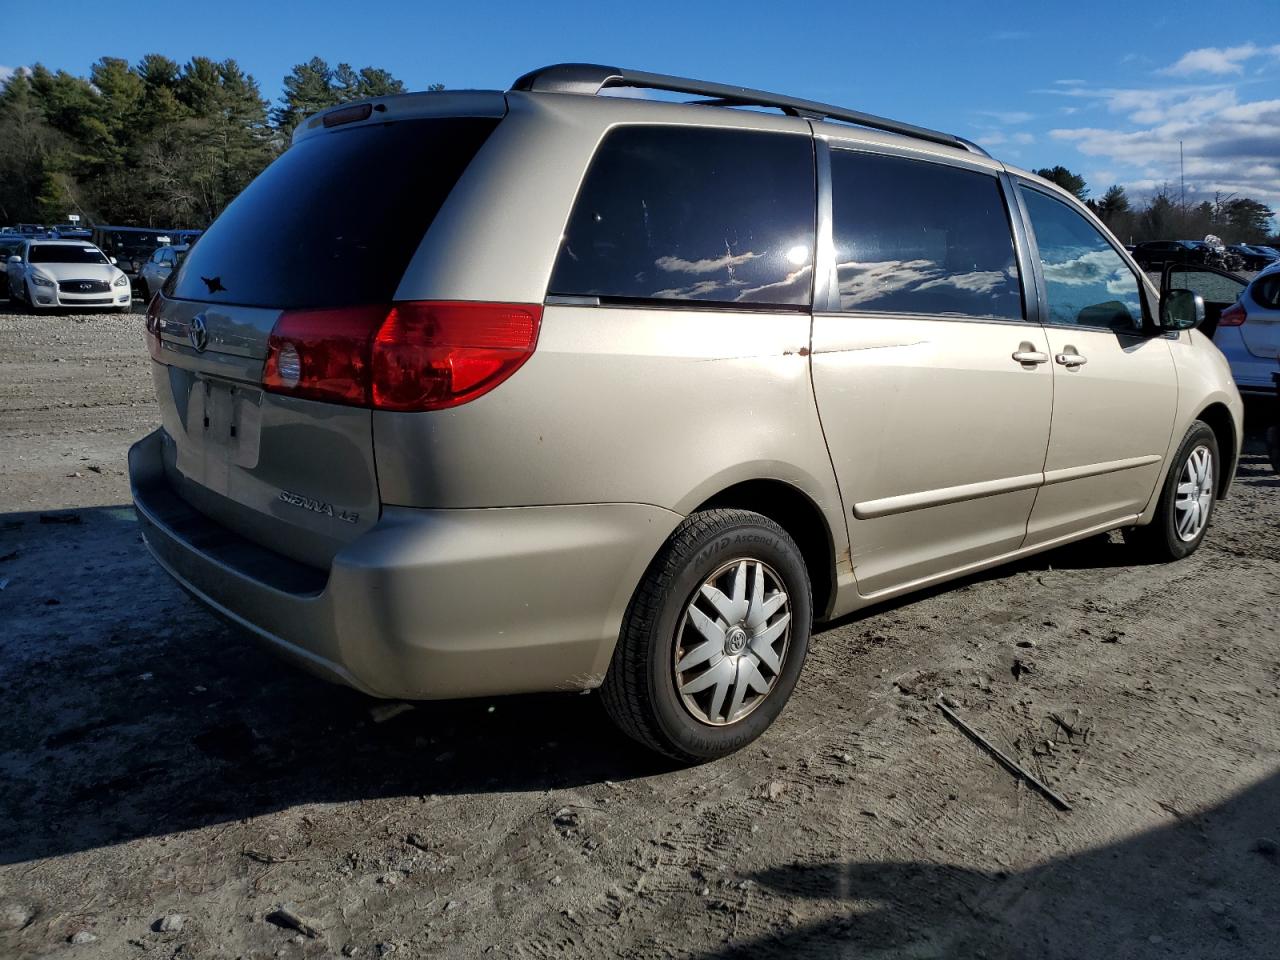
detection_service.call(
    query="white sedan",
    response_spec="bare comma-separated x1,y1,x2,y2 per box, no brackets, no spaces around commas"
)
5,240,132,311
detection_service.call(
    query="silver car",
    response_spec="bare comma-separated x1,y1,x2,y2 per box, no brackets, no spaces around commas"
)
130,64,1242,761
136,244,190,302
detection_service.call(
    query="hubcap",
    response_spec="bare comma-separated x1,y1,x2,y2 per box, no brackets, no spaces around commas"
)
673,559,791,726
1175,444,1214,542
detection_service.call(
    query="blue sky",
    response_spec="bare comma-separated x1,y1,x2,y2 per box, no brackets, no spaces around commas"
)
4,0,1279,208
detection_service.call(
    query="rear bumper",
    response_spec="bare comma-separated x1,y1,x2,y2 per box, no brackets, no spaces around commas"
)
130,429,679,699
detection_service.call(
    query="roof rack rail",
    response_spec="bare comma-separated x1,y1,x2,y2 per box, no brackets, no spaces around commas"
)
510,63,989,158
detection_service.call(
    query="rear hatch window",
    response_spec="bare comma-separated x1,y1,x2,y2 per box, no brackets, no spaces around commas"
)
152,114,499,567
170,117,499,309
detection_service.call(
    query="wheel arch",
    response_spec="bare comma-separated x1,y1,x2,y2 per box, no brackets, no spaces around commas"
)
1195,401,1237,499
692,478,837,620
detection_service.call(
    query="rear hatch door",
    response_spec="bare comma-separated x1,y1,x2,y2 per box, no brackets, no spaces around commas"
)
151,98,504,567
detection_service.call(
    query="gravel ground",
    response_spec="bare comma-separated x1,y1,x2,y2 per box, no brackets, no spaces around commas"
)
1,299,1278,959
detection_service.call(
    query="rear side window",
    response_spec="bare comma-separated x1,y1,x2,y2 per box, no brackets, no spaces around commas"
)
549,126,816,308
1254,274,1280,309
172,118,498,309
830,150,1023,320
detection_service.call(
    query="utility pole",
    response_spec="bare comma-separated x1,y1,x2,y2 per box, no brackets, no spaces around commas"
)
1179,140,1185,213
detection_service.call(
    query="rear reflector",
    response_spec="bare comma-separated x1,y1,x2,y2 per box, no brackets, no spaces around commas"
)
262,301,542,411
1218,301,1247,327
145,293,163,359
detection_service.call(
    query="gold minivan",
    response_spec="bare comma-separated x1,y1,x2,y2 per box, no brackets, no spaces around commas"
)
130,64,1243,762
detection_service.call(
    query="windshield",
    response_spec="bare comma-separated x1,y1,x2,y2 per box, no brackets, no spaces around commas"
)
29,245,109,265
103,234,164,257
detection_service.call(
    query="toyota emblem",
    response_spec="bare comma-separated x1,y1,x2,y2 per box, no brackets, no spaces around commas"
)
189,314,210,352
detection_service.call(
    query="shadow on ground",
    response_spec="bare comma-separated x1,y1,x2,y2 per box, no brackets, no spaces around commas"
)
0,505,674,866
696,769,1280,959
0,416,1275,869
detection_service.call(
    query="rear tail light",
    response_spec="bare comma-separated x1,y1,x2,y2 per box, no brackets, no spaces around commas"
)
1218,302,1247,327
262,301,542,411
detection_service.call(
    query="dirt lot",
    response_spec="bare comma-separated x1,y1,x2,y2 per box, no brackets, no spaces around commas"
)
1,300,1278,960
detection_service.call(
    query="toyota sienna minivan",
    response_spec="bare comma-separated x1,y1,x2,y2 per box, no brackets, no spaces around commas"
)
130,64,1243,762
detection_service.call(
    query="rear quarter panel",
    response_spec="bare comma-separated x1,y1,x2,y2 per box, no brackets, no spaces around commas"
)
373,304,845,528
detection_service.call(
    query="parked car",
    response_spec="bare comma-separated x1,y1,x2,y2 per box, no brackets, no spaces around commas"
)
1226,245,1266,271
15,223,49,239
1269,370,1280,474
1133,240,1217,271
1252,245,1280,260
136,243,189,301
1169,261,1280,396
1196,238,1244,273
0,236,24,288
50,222,93,240
91,226,183,284
130,64,1242,762
6,239,131,311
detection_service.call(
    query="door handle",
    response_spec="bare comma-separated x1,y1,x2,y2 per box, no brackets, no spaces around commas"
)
1012,349,1049,364
1055,353,1088,367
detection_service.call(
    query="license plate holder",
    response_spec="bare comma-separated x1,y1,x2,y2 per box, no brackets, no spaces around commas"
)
177,377,263,494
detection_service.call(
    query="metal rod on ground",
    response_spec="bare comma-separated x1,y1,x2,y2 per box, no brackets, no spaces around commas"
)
937,697,1072,812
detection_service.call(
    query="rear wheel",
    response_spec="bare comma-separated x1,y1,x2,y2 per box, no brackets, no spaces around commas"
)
600,509,812,763
1124,421,1219,560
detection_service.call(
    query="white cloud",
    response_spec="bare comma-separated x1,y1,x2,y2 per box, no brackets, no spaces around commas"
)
1048,89,1280,206
975,109,1034,125
1160,44,1264,76
655,252,761,275
0,66,14,83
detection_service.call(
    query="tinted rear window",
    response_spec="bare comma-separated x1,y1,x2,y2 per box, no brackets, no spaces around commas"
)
831,150,1022,320
171,117,498,309
549,126,816,308
1254,274,1280,309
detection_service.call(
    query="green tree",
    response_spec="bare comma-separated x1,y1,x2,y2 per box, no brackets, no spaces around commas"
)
1221,198,1274,243
272,57,414,137
0,71,64,223
1091,185,1130,225
272,57,337,136
1034,165,1089,201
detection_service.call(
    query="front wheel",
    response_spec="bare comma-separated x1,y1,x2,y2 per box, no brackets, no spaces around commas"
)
1124,421,1219,560
600,509,812,763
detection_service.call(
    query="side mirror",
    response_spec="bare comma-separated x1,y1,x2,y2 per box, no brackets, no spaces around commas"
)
109,257,118,265
6,255,19,264
1161,288,1205,331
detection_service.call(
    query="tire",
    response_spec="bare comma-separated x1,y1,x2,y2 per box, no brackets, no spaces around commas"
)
600,508,812,763
136,279,149,303
1124,421,1219,561
1266,424,1280,475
